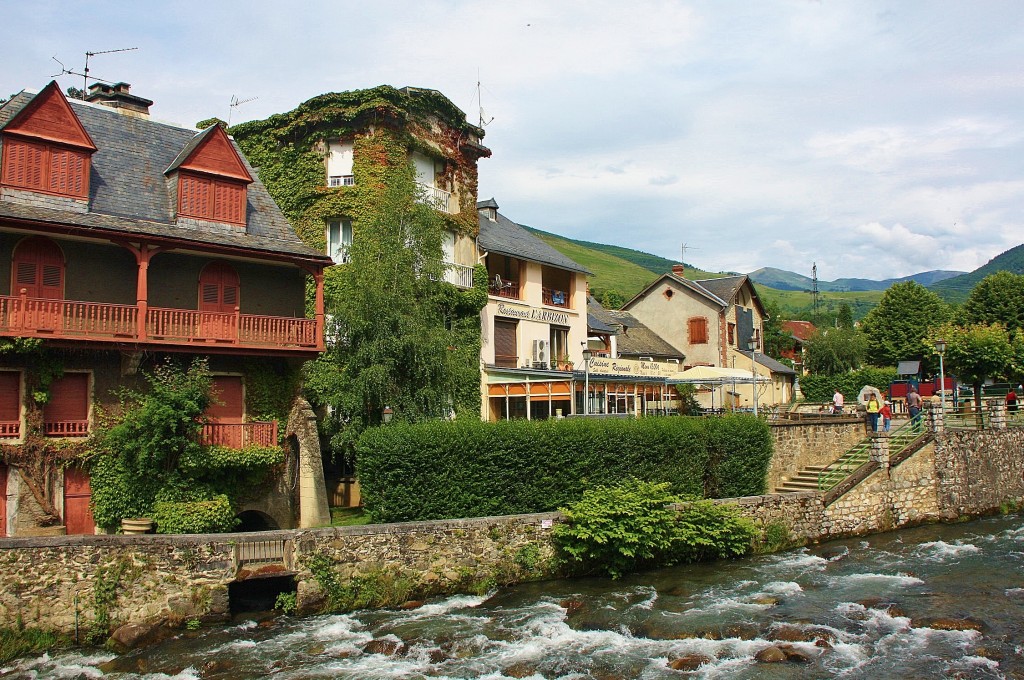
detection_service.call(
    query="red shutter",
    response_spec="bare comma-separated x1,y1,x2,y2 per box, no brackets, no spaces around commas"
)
494,320,519,368
47,147,87,198
198,262,241,314
2,139,86,197
207,376,244,423
0,373,20,436
689,317,708,345
212,180,246,224
179,173,213,219
63,465,95,535
11,237,64,300
2,139,46,191
43,373,89,436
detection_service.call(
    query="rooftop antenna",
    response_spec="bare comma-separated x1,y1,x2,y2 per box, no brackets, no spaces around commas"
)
476,72,494,128
228,95,258,125
81,47,138,95
680,242,699,269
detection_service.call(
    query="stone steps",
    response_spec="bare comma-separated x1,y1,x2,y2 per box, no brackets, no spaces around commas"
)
775,465,828,493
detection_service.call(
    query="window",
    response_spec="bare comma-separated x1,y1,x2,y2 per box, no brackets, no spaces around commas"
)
198,261,240,314
688,317,709,344
0,372,20,438
1,138,90,198
43,373,89,436
178,172,247,225
494,320,518,368
327,219,353,264
728,323,736,346
327,141,354,187
12,237,64,300
550,326,569,368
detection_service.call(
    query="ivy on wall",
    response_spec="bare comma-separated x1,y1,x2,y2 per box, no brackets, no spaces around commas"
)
230,86,490,459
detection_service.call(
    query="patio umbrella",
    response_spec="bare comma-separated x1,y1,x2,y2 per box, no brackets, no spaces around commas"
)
858,385,883,405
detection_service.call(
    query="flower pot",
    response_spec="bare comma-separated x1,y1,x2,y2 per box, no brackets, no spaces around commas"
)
121,518,154,535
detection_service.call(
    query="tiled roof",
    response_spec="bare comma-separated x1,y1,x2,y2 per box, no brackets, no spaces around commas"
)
0,90,328,264
692,274,746,304
477,202,589,274
738,349,796,375
606,310,685,359
782,320,817,342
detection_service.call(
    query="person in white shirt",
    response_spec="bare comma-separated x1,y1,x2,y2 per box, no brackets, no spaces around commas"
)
833,389,845,414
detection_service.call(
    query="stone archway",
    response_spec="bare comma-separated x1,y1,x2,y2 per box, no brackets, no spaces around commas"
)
234,510,280,532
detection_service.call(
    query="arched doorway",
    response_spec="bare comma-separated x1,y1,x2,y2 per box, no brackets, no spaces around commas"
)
235,510,280,532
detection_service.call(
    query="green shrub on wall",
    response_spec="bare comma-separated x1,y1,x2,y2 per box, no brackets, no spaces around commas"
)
152,495,238,534
356,415,771,523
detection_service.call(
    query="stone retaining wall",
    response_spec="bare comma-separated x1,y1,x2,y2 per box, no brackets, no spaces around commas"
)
767,419,865,491
1,425,1022,637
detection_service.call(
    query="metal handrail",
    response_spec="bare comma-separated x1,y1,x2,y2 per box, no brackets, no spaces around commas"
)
817,438,872,491
945,407,991,430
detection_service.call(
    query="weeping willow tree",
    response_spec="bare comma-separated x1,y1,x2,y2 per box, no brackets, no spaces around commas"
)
302,134,486,457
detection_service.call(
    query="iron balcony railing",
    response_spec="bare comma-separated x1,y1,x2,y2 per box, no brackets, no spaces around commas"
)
417,183,452,213
0,294,321,352
443,262,475,289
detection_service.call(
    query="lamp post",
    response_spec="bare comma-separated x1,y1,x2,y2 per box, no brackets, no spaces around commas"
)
747,338,759,417
934,339,946,419
382,406,393,424
582,348,593,415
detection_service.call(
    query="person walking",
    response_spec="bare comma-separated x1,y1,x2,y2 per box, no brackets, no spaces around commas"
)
1007,387,1018,413
907,385,923,432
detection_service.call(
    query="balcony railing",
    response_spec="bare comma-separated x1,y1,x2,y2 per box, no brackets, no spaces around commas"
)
201,421,278,449
44,420,89,437
0,294,321,352
328,175,355,187
0,421,20,438
443,262,475,289
542,287,569,308
417,183,452,214
489,279,520,299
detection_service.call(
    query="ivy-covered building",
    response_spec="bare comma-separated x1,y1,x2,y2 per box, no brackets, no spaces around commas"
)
0,81,332,536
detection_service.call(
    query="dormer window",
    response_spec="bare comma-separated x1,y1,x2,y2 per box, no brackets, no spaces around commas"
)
178,171,247,225
166,123,253,227
0,81,96,200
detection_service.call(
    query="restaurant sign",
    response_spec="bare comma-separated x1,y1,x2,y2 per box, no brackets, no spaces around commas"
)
588,357,679,378
495,302,570,326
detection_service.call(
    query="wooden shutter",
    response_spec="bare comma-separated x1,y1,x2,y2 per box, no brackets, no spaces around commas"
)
0,373,19,435
63,465,95,535
179,173,212,219
198,261,241,314
47,147,87,197
2,139,46,191
207,376,244,422
212,180,246,224
494,320,518,368
688,317,708,344
11,237,64,299
43,373,89,435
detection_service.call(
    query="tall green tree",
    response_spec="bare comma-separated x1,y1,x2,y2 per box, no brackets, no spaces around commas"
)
804,327,867,375
861,281,950,369
960,271,1024,335
761,300,790,359
304,143,486,455
930,323,1014,409
836,303,854,330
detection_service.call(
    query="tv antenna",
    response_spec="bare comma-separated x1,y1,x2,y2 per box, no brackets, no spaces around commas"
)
680,242,699,268
475,72,494,128
50,47,139,96
228,95,258,125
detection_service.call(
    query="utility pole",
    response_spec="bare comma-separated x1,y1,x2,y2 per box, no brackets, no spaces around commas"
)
811,262,820,317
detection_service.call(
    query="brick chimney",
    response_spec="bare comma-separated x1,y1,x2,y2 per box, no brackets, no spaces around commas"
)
86,82,153,117
671,264,685,277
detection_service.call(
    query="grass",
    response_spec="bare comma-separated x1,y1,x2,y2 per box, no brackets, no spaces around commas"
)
330,507,371,526
0,628,70,665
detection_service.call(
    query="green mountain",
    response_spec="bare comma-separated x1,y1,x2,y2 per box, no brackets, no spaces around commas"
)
929,244,1024,303
749,266,965,292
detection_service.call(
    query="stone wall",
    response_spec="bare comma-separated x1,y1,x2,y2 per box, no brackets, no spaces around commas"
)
2,424,1023,637
767,419,865,491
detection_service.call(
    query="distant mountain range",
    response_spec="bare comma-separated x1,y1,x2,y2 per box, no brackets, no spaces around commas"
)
747,267,966,293
927,244,1024,303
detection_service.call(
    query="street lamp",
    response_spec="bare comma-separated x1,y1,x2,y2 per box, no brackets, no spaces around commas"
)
582,347,593,415
747,338,759,417
382,406,394,424
934,339,946,419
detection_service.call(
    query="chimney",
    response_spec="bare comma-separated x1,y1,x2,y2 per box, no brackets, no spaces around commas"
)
86,82,153,117
671,264,686,277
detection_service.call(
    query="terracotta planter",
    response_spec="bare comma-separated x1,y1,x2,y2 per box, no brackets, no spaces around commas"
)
121,518,154,535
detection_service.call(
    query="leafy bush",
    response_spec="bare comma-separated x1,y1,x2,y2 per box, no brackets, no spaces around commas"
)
799,367,899,403
356,415,771,523
152,495,238,534
552,479,756,578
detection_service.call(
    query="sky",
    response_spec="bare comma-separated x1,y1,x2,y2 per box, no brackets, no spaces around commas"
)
3,0,1024,281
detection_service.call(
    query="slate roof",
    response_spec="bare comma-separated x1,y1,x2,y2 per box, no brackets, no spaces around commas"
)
605,310,685,360
0,89,328,264
477,200,590,275
586,296,619,334
693,274,767,316
737,349,796,375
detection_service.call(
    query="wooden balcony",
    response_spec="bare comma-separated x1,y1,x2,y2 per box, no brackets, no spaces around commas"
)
489,279,520,299
201,421,278,448
0,294,321,353
0,421,20,438
542,287,569,308
44,420,89,437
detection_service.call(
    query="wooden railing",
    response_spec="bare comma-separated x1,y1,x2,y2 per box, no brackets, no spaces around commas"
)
489,279,520,299
0,421,20,438
44,420,89,437
201,421,278,448
542,287,569,308
0,294,320,351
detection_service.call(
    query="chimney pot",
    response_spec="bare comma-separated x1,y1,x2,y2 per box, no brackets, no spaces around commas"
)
671,264,686,277
85,82,153,117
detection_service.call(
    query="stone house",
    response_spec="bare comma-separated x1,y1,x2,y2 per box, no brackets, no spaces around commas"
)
0,81,332,535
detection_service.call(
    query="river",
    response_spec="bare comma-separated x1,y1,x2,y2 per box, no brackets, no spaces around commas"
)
6,513,1024,679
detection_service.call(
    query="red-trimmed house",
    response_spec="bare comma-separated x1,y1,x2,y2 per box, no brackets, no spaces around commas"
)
0,82,332,536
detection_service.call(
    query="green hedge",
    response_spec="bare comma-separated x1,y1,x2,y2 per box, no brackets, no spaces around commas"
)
356,415,772,523
152,495,238,534
799,368,899,403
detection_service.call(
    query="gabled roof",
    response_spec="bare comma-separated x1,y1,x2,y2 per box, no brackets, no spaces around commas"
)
477,202,590,275
622,271,727,311
605,310,686,360
693,274,767,317
0,81,96,151
782,320,817,342
587,297,619,334
0,88,327,264
165,124,253,183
